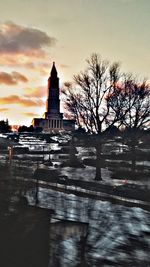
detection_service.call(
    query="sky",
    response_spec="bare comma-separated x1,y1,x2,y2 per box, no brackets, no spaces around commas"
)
0,0,150,126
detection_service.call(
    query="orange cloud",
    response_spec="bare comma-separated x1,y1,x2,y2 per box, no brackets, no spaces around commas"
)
0,53,51,77
24,86,47,98
21,98,44,107
0,71,28,85
0,95,20,104
0,95,44,107
22,112,39,117
0,108,9,112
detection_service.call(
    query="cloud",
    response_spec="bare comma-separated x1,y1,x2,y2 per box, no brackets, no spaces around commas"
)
0,55,50,75
24,86,47,98
0,108,9,112
0,22,56,71
60,64,70,69
0,21,56,55
0,95,20,104
20,98,44,107
0,22,57,73
0,95,44,107
22,112,39,117
0,71,28,85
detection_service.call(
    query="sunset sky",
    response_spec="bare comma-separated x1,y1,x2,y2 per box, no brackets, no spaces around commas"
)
0,0,150,126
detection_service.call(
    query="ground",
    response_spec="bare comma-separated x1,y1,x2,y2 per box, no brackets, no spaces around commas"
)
0,132,150,267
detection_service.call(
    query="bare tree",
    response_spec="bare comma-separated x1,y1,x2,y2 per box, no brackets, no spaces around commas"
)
62,82,81,127
62,54,123,180
107,74,150,131
63,54,150,133
62,54,150,180
63,53,121,134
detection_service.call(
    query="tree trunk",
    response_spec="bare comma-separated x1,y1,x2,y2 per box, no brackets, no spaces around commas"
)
95,142,102,180
131,143,136,172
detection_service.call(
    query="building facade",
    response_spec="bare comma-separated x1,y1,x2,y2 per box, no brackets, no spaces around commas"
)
32,62,75,132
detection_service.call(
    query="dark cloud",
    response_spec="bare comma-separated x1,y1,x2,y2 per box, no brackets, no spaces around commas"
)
0,95,44,107
0,71,28,85
0,21,56,54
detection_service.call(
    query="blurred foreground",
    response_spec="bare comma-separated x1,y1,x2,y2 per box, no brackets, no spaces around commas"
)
0,132,150,267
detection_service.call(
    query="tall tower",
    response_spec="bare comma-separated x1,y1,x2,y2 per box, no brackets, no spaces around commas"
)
44,62,62,119
32,61,75,132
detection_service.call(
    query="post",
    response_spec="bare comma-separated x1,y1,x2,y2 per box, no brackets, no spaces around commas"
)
35,176,39,206
8,145,13,165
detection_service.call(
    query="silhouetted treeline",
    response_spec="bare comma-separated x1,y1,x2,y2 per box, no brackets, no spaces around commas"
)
0,119,11,133
18,125,43,133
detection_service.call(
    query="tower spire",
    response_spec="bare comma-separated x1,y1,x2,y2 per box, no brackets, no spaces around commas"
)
50,61,57,77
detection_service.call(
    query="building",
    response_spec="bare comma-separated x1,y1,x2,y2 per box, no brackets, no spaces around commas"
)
32,62,75,132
